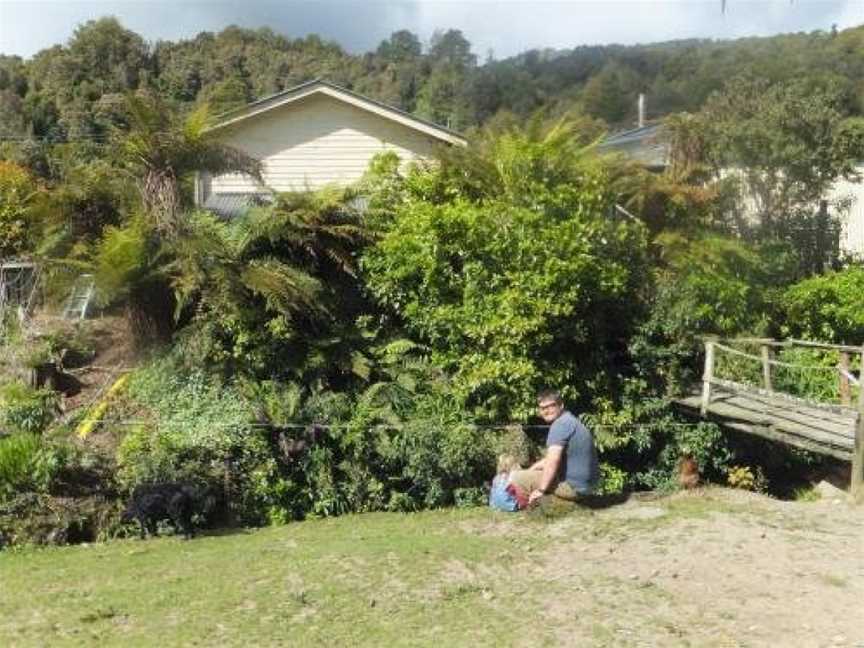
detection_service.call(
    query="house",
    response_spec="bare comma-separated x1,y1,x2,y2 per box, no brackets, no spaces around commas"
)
600,124,864,258
598,124,668,171
196,79,466,217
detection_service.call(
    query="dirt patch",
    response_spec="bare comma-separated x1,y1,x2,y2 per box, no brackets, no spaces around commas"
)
481,488,864,647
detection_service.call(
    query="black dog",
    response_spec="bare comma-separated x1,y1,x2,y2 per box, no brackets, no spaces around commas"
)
122,482,199,540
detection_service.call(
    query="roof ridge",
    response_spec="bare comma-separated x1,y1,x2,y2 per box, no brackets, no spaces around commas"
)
210,78,465,142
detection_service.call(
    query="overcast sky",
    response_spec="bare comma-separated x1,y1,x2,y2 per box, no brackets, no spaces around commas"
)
1,0,862,60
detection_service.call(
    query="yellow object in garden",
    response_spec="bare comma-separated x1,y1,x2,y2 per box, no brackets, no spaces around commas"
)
76,373,130,439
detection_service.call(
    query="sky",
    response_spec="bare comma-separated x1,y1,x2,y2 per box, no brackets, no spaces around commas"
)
0,0,862,60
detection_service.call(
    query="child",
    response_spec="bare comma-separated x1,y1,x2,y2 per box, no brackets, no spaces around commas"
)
489,454,529,511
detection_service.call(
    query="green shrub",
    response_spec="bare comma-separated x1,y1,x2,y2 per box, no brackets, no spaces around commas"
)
597,463,627,495
116,359,283,525
363,198,646,420
782,265,864,343
630,235,795,392
0,382,59,434
0,434,58,501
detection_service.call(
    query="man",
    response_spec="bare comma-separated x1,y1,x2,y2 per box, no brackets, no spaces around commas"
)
509,389,599,507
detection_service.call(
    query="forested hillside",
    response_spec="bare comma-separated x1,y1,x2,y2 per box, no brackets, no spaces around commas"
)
1,17,862,141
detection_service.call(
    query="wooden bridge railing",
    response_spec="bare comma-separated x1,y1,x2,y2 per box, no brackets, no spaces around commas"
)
700,337,864,499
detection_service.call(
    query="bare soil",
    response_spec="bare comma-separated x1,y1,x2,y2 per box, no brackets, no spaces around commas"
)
491,488,864,647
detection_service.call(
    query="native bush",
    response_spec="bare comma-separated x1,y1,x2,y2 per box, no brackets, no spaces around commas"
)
0,433,70,502
113,349,501,524
630,234,796,392
0,160,49,257
781,265,864,344
363,119,648,420
0,382,59,434
115,358,283,525
585,378,733,492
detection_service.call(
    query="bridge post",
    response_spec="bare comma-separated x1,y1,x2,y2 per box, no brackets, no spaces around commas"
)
700,340,715,417
853,349,864,502
839,352,851,407
761,344,773,392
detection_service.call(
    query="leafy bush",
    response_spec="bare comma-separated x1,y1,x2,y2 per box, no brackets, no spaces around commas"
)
586,378,733,492
781,265,864,344
0,434,60,501
0,492,122,546
0,160,48,257
597,463,627,495
116,359,281,525
363,120,648,419
727,465,768,492
631,234,796,392
0,382,59,434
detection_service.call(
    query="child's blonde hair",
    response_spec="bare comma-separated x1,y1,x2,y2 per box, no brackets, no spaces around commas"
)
496,453,521,474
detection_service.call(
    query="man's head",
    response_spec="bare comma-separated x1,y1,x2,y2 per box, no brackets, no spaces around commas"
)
536,389,564,423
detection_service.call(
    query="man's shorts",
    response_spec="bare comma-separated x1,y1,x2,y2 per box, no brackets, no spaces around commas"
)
508,469,581,501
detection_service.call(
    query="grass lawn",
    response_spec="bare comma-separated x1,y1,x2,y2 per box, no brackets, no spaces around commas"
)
3,490,862,647
1,507,557,647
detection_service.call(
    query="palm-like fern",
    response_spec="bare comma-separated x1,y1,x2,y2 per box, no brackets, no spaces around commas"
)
116,94,262,235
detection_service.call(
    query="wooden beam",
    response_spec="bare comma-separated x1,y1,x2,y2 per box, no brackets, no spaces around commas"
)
721,421,853,462
701,341,715,417
761,344,773,392
839,352,851,407
707,394,855,443
852,349,864,502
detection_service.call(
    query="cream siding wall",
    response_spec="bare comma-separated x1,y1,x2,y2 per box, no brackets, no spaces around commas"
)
718,166,864,258
206,94,439,196
828,167,864,258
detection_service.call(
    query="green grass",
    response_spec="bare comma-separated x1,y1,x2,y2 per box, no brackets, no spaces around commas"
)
0,508,558,647
3,489,824,648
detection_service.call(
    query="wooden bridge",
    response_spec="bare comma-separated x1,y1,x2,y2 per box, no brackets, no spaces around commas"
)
675,338,864,497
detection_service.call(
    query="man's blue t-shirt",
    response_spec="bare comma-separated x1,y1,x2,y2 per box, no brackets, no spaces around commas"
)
547,410,599,494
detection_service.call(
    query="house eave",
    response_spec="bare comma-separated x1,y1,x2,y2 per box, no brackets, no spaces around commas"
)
206,79,467,147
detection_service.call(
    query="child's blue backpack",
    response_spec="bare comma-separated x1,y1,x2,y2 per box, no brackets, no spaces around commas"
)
489,474,520,512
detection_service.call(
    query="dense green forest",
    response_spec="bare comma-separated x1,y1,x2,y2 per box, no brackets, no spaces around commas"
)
1,18,864,546
1,17,863,139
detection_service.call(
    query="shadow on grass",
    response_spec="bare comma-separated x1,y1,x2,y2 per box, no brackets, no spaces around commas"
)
527,492,632,520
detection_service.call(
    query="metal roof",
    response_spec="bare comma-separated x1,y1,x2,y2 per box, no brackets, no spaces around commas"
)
599,123,669,169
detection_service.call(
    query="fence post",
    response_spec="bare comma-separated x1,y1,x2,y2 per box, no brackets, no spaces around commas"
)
852,348,864,502
701,340,715,417
761,343,773,392
839,351,851,407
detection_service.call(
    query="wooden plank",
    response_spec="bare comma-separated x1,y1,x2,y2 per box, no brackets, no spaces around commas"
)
676,399,853,461
839,352,851,407
711,393,855,441
786,339,864,354
853,350,864,500
713,390,857,432
710,378,858,418
716,337,863,354
703,400,854,451
722,421,853,462
761,344,773,392
675,396,854,459
701,341,715,416
708,395,854,445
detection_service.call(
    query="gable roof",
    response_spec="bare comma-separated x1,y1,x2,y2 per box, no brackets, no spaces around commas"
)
207,78,467,146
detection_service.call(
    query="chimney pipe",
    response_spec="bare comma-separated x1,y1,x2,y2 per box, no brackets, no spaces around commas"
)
638,93,645,128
